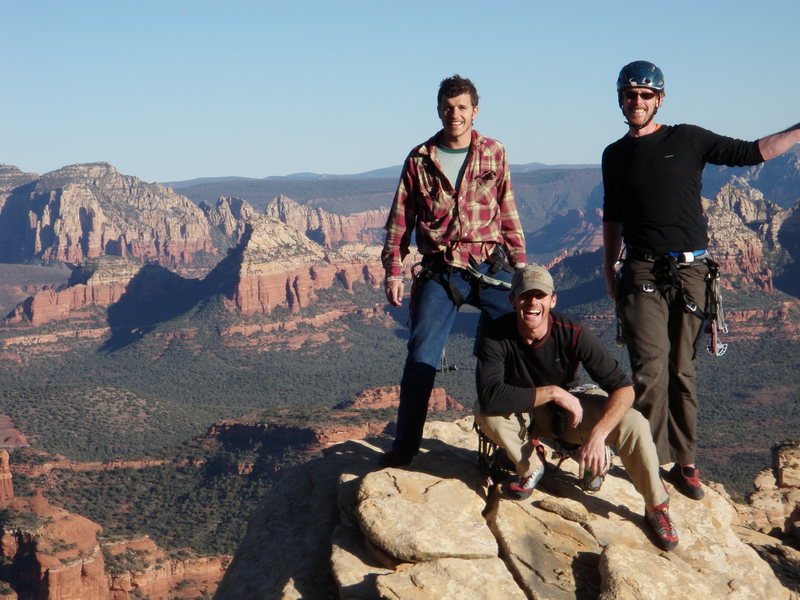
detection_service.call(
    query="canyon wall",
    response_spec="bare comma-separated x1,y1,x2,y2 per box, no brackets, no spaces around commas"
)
0,163,215,268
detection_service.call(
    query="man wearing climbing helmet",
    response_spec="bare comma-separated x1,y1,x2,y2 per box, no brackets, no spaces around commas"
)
601,60,800,500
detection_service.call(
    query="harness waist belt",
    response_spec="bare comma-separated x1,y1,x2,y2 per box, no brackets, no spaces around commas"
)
627,247,706,263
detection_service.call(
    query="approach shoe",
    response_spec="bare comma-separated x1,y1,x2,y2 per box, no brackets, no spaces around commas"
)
378,449,413,468
508,465,545,500
645,503,679,551
666,464,705,500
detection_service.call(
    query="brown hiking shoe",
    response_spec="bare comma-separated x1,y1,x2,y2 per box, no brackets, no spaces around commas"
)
666,464,705,500
378,449,413,468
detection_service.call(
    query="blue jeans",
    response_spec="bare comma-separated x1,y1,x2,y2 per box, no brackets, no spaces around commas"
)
392,260,515,456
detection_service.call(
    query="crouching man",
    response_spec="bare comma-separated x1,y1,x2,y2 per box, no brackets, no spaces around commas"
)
475,264,678,551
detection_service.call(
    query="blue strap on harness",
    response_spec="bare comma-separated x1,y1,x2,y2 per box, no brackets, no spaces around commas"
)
664,250,706,262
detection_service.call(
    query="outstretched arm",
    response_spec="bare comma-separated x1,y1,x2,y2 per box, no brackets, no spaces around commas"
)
758,122,800,161
577,385,634,477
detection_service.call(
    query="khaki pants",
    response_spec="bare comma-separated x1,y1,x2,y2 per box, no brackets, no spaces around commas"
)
475,388,668,507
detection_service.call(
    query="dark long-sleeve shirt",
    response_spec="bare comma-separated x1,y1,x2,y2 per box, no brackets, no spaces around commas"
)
602,124,763,253
476,312,631,414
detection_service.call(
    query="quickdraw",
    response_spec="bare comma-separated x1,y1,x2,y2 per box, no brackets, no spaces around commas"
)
704,259,728,356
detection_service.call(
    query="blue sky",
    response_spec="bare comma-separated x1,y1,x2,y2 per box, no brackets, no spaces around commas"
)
2,1,798,182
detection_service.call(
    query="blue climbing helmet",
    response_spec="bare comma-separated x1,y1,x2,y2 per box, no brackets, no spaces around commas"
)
616,60,665,93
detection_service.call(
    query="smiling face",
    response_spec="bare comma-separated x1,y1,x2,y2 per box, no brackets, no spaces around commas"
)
437,92,478,148
511,288,557,343
621,87,663,135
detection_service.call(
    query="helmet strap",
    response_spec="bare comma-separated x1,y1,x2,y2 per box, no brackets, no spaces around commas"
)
620,103,659,131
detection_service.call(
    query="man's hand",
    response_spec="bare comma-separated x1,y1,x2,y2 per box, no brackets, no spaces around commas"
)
576,386,634,477
385,279,404,307
577,434,608,478
551,388,583,428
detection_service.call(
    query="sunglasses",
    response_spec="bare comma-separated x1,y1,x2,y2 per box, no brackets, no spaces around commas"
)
623,90,658,101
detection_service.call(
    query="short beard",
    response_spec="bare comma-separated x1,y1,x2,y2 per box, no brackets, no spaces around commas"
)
622,105,659,130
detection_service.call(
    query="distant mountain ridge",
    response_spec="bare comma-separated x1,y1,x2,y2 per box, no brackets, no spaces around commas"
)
160,161,600,189
2,154,800,324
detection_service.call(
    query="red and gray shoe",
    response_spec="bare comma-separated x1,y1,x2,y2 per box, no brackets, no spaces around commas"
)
666,464,705,500
645,503,679,551
508,465,545,500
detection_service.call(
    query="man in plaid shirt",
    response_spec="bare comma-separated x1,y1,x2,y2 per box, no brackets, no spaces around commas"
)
379,74,527,467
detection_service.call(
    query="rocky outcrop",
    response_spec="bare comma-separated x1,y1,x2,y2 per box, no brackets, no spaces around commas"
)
702,147,800,209
704,180,788,291
201,387,464,460
0,165,37,211
350,386,463,411
11,458,170,479
732,441,800,543
722,303,800,339
4,213,385,327
104,536,227,600
201,196,256,242
0,492,108,600
527,208,604,260
4,256,142,326
229,215,382,315
265,195,388,247
0,466,227,599
0,163,215,267
216,418,797,599
0,452,13,502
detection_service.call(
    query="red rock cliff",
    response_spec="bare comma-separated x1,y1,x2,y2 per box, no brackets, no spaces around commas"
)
265,194,388,247
0,163,215,267
230,215,382,315
0,467,227,599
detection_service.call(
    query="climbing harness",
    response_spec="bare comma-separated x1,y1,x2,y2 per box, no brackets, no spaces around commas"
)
411,249,515,372
410,248,514,310
619,247,729,357
475,419,547,493
475,423,509,491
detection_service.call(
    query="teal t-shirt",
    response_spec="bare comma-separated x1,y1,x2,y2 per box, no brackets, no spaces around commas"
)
437,146,469,191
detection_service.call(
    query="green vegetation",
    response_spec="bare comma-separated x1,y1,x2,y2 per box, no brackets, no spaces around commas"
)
103,547,151,574
42,443,307,555
0,508,49,533
1,256,798,562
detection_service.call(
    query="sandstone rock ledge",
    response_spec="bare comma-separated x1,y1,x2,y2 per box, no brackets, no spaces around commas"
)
215,418,797,600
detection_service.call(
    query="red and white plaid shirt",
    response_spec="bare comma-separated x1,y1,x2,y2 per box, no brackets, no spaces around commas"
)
381,130,526,277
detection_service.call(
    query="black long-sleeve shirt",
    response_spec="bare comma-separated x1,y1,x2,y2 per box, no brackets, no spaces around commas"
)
476,312,631,414
602,124,763,253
